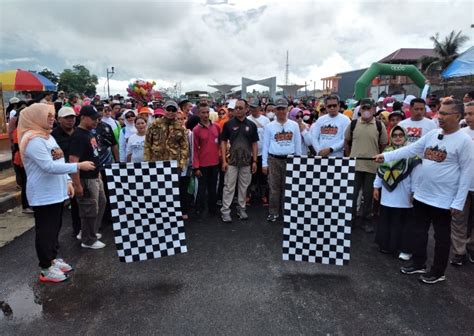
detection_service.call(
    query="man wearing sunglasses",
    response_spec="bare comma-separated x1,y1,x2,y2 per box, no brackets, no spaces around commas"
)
374,99,474,284
144,100,189,174
345,98,388,233
302,94,350,158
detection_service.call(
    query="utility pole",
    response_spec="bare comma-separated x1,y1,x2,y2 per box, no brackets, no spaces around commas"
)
106,66,115,98
285,50,289,85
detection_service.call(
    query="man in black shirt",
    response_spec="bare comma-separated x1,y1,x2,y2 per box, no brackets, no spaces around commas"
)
69,106,107,249
51,106,81,236
220,99,258,222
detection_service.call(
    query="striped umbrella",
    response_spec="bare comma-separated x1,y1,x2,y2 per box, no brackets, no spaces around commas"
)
0,69,57,91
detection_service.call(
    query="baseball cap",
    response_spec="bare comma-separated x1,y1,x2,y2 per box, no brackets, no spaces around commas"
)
275,98,289,109
359,98,375,107
377,97,384,103
154,108,165,116
163,100,179,110
139,107,154,115
9,97,20,104
249,98,260,108
58,106,76,118
389,110,405,120
79,105,100,119
227,99,237,110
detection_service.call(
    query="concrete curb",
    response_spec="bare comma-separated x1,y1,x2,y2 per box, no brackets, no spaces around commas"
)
0,191,21,213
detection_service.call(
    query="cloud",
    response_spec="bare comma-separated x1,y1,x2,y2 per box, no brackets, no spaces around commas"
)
1,0,472,95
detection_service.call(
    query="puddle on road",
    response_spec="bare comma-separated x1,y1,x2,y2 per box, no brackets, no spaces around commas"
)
0,284,42,323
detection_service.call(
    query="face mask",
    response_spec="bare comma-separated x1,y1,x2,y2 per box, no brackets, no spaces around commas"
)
303,116,310,121
362,111,372,119
267,112,275,120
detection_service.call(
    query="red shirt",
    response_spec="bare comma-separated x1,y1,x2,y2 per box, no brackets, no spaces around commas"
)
192,122,221,169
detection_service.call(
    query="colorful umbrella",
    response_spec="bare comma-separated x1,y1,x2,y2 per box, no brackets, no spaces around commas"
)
0,69,57,91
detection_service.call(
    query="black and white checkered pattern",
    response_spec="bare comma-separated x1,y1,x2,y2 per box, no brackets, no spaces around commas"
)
282,157,356,266
105,160,187,263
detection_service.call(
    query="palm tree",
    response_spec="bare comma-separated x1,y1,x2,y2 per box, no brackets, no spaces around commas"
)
422,30,469,73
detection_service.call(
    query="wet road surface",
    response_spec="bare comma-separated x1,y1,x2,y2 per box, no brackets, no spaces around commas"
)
1,206,473,335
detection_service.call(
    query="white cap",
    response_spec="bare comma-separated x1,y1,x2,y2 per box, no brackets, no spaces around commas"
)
403,95,416,105
377,97,384,103
58,106,76,118
9,97,20,104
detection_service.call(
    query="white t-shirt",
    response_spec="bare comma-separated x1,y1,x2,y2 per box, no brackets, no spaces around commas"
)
399,117,437,144
9,109,17,120
302,113,350,157
247,114,270,156
383,128,474,210
374,172,413,208
462,127,474,191
126,134,145,163
262,119,302,167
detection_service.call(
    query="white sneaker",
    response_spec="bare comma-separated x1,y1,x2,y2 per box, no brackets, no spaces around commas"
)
399,252,412,261
22,208,34,214
77,231,102,240
40,266,67,283
52,258,73,273
81,240,106,249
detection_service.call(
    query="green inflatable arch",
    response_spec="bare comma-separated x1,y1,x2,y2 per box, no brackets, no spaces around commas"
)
354,63,426,100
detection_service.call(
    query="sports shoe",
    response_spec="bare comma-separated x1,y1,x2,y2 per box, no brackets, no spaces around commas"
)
267,214,279,222
221,212,232,223
400,264,427,275
237,208,248,220
450,254,465,266
76,231,102,240
261,196,269,206
398,252,412,261
468,249,474,264
39,266,67,283
52,259,73,273
22,208,34,214
419,271,446,284
81,240,106,249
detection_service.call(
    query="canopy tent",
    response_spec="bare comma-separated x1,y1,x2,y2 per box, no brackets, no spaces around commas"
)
0,69,57,91
442,46,474,78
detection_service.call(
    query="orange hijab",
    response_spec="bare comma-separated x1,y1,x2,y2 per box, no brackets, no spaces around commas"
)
216,107,229,129
18,103,54,159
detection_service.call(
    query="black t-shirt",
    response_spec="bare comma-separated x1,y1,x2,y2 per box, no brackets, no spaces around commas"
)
93,122,117,168
69,127,100,179
221,117,258,166
51,126,73,162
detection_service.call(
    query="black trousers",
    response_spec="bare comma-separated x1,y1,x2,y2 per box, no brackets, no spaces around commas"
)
375,205,413,253
352,171,375,225
217,170,225,202
179,176,191,215
412,199,452,276
100,170,112,226
70,196,81,236
13,164,29,209
196,165,219,213
33,201,64,269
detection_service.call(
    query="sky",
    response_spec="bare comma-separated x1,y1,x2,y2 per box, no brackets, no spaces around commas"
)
1,0,473,97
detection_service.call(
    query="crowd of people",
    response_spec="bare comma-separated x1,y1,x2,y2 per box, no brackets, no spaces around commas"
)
5,88,474,285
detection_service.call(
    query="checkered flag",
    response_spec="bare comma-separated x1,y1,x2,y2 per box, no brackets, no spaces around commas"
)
282,156,356,265
105,160,187,263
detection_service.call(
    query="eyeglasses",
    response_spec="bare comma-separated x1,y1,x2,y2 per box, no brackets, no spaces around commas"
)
392,133,404,138
361,105,372,110
235,106,245,110
438,111,459,116
166,107,178,112
326,104,338,109
296,115,303,119
218,112,226,116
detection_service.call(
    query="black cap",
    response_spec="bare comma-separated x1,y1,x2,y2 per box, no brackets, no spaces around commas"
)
80,105,100,119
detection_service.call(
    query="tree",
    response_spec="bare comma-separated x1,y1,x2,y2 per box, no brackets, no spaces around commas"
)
38,68,59,85
58,64,98,96
422,30,469,73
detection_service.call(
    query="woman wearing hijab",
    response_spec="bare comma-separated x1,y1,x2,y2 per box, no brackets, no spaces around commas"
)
373,125,420,260
289,108,309,155
119,109,137,162
19,103,95,283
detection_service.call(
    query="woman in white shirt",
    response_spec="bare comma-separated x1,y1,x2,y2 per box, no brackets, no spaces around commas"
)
126,116,147,163
19,104,95,283
119,109,137,162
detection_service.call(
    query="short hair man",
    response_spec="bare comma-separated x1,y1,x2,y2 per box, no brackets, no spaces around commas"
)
374,99,474,284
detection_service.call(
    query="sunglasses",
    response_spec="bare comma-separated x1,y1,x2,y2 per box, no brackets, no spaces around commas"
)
326,104,338,109
218,112,226,116
392,133,404,138
166,107,178,112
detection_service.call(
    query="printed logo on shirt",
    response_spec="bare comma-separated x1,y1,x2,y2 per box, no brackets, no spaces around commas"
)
320,124,338,135
424,145,447,162
90,137,100,157
51,147,64,160
406,127,422,142
274,131,294,143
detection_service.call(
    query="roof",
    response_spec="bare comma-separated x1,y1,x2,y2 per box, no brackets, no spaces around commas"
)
379,48,436,63
442,46,474,78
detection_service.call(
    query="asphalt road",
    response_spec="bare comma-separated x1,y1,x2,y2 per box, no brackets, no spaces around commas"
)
0,205,473,335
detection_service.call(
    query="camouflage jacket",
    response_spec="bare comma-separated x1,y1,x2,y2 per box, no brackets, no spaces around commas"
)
144,118,189,171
